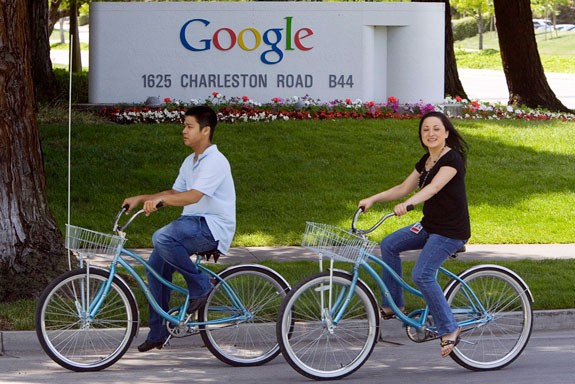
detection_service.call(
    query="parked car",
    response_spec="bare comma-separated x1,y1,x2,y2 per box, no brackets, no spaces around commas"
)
533,19,552,29
555,24,575,31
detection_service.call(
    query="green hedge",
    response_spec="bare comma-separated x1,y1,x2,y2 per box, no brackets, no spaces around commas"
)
453,16,479,41
52,68,89,104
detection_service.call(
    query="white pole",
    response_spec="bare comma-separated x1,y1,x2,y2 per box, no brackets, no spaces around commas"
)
67,37,74,270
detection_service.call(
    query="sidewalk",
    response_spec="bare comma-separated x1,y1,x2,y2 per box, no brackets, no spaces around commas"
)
130,243,575,264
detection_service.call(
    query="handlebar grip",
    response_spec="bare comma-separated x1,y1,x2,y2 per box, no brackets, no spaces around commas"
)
156,200,164,208
407,204,414,211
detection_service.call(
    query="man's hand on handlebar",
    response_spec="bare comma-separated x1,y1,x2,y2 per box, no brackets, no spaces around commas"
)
143,199,164,216
121,196,143,214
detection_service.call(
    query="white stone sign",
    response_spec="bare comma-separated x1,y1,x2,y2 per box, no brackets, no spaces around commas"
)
89,2,445,105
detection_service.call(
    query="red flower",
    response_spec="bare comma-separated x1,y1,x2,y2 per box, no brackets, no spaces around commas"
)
212,92,219,97
242,95,249,102
455,96,462,102
164,97,172,103
388,96,397,104
345,98,352,104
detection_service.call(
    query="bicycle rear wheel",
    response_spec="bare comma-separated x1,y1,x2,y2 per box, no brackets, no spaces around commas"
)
199,265,290,366
35,268,138,371
444,266,533,370
277,271,379,381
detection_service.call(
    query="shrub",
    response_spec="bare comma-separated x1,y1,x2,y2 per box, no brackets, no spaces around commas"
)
52,68,89,104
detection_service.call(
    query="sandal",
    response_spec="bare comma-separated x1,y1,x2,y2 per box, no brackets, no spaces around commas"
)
380,307,406,320
440,327,462,357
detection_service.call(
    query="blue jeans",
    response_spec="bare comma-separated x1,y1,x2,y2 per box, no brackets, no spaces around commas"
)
146,216,218,342
380,223,466,336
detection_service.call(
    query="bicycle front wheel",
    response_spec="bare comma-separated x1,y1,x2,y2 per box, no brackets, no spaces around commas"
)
35,268,138,371
277,271,379,381
199,265,290,366
445,266,533,371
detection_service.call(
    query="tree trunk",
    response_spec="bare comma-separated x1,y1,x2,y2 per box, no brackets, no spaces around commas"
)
477,7,484,50
494,0,571,112
48,0,65,36
0,0,69,302
413,0,468,99
69,0,82,73
28,0,58,103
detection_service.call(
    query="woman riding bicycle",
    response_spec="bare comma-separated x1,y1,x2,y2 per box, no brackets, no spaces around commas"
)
358,111,470,357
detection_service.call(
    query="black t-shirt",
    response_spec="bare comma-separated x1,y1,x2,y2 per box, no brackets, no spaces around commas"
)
415,150,471,240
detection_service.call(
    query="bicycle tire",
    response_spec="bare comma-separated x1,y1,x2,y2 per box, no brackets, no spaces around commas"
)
35,267,138,371
277,270,379,380
444,266,533,371
199,265,290,366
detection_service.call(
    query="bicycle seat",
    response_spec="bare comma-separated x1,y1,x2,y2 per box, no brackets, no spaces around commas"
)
449,246,466,259
192,249,222,263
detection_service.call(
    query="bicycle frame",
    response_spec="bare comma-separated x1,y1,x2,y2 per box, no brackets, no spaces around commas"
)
84,245,251,328
321,246,489,334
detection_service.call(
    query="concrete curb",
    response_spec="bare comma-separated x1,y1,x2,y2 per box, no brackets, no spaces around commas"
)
2,309,574,355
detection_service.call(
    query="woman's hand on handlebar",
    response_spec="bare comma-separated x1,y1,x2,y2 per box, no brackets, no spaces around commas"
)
393,202,414,217
358,197,374,213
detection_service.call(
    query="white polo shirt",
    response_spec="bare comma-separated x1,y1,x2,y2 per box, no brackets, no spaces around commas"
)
172,145,236,254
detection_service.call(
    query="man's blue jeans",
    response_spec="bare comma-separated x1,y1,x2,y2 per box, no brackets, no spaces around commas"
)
380,223,466,337
146,216,218,342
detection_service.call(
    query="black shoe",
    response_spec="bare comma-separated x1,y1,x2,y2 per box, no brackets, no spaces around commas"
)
137,339,165,352
186,290,211,314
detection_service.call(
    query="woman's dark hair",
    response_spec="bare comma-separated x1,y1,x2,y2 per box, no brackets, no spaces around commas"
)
185,105,217,141
418,111,469,166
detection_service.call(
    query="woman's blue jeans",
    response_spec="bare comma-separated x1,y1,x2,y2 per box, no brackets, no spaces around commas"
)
380,223,466,337
146,216,218,342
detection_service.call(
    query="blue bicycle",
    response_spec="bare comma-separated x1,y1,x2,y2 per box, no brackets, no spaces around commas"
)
277,208,533,380
35,208,290,371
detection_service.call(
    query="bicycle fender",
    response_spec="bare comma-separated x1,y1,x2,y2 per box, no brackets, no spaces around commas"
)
218,264,291,290
444,264,534,303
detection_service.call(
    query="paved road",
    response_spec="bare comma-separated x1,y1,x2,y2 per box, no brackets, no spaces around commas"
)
2,329,575,384
459,68,575,109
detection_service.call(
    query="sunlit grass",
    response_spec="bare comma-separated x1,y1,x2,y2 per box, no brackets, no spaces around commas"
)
40,119,575,246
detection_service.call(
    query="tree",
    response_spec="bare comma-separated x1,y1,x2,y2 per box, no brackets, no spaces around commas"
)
0,0,69,302
452,0,494,50
29,0,59,103
494,0,572,112
413,0,469,99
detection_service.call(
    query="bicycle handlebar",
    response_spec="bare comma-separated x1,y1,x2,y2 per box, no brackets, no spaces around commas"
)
112,201,164,233
351,204,414,235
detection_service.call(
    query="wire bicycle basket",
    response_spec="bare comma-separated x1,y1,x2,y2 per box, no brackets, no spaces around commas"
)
302,222,377,263
65,224,126,261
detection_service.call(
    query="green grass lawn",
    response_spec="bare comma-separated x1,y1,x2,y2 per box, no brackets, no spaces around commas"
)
41,118,575,247
455,30,575,73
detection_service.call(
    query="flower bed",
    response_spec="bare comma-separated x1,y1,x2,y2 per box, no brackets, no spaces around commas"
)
99,93,575,124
